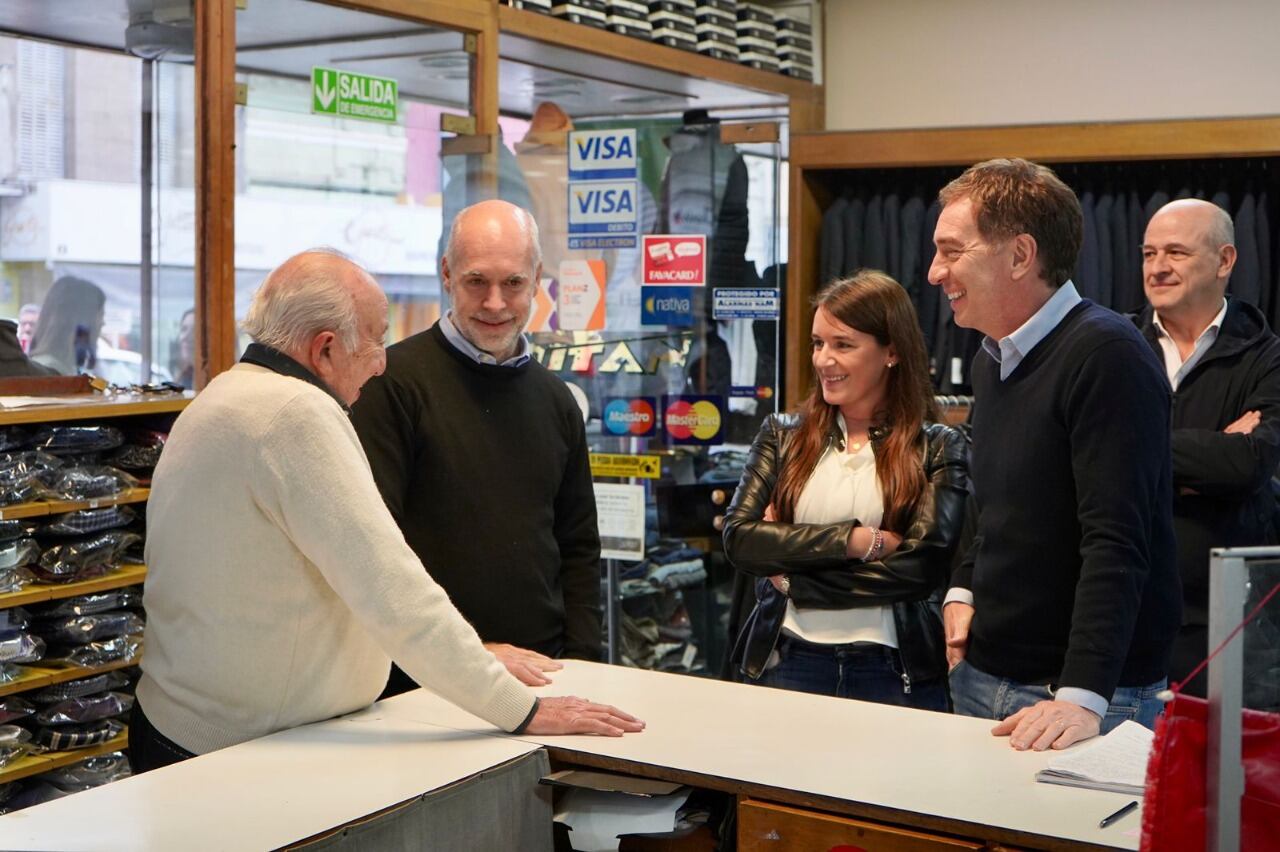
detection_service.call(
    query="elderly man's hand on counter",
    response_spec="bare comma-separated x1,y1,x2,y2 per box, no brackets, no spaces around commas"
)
524,696,646,737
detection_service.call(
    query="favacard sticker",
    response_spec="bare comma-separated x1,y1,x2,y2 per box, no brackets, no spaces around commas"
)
642,235,706,286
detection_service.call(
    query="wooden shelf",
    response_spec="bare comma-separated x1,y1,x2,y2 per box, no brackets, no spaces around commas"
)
0,562,146,610
498,6,816,100
0,488,151,522
0,394,191,427
0,729,129,785
789,116,1280,170
0,655,140,700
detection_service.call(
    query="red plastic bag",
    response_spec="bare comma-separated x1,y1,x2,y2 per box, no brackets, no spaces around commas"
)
1140,689,1280,850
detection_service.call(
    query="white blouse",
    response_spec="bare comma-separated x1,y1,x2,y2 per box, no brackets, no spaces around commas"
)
780,414,899,648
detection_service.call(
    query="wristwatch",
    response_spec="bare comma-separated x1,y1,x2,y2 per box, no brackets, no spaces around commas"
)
778,575,791,596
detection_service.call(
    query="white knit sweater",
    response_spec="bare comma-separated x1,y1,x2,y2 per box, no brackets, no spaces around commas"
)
137,363,535,754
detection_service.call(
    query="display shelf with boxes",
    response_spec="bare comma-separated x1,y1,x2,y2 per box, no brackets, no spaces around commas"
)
0,395,187,812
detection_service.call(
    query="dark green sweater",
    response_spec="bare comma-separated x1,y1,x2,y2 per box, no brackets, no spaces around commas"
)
351,323,601,662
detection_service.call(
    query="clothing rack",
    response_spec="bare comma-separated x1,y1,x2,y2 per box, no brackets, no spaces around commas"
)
819,156,1280,395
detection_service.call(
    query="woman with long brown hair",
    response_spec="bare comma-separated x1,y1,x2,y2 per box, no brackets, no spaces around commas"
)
722,271,969,710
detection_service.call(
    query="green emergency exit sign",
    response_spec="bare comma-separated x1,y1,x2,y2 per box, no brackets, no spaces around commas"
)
311,66,398,124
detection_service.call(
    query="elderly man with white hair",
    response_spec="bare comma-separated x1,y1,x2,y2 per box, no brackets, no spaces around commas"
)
1135,198,1280,696
132,248,642,773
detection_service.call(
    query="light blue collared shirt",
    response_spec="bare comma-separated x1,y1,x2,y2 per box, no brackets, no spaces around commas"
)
948,281,1107,718
979,281,1083,381
438,311,532,368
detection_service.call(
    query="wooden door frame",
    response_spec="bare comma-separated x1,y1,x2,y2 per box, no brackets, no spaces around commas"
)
192,0,496,387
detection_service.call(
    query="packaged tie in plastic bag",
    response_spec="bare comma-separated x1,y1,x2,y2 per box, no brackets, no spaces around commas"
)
0,725,33,767
0,697,34,725
39,750,131,792
0,538,39,572
44,634,139,668
38,589,141,618
29,425,124,456
36,612,144,645
35,691,134,726
33,531,142,584
41,505,136,537
29,671,129,704
0,629,45,665
48,466,138,501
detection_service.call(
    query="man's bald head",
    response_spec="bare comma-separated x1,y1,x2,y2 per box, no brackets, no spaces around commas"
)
1143,199,1237,328
1151,198,1234,250
444,200,542,277
439,201,543,362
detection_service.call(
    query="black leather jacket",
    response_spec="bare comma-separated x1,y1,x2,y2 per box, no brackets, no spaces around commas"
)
722,414,970,686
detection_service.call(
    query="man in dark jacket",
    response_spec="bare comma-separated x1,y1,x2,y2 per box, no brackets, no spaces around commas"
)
0,319,57,378
1138,199,1280,696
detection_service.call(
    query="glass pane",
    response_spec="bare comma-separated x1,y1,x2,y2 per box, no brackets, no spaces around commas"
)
1243,557,1280,712
0,21,195,386
234,0,471,348
500,94,785,674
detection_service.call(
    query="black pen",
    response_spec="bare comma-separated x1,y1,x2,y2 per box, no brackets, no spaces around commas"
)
1098,800,1139,828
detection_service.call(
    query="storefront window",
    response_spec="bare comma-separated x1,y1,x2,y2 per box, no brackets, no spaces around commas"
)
0,6,196,386
495,48,788,673
233,0,472,347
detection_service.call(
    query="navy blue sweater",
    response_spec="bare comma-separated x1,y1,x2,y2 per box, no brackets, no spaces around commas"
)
955,300,1181,697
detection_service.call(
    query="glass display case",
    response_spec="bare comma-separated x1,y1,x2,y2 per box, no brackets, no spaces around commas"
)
490,38,791,675
232,0,475,348
0,1,196,386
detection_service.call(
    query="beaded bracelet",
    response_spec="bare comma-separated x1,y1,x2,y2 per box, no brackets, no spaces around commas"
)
860,527,883,562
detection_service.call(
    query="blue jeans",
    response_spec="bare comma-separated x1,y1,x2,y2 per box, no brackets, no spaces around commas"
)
757,635,949,712
948,658,1166,732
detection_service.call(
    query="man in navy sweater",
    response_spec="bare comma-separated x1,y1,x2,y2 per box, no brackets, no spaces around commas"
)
929,159,1180,750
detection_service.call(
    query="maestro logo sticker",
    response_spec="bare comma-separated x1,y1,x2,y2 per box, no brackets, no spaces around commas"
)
602,397,657,436
662,395,724,445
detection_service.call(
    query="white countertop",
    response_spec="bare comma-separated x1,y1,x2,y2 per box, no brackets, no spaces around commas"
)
364,660,1142,850
0,710,539,851
0,660,1143,850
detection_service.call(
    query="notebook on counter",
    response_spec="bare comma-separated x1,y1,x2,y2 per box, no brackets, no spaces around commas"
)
1034,720,1154,795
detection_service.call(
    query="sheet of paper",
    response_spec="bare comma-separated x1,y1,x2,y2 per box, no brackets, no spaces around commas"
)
0,396,76,409
593,482,645,561
1044,719,1154,788
553,786,690,852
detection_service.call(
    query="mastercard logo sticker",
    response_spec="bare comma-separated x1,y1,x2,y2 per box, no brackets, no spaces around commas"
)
662,395,724,444
602,397,656,436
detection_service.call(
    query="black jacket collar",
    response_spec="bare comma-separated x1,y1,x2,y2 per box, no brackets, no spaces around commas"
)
240,342,349,414
1137,297,1272,370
